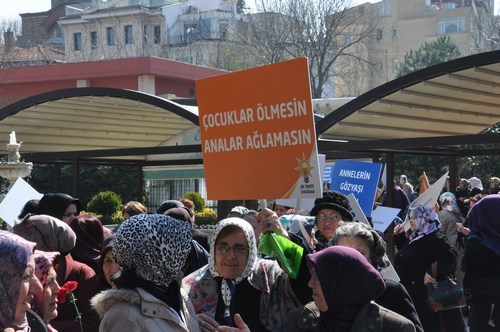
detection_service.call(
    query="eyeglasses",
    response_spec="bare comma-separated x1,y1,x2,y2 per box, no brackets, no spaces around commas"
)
215,244,249,256
316,213,342,222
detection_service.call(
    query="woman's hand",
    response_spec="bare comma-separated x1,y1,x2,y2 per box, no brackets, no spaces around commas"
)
258,208,289,239
457,224,470,236
393,223,404,235
198,313,220,332
423,272,436,285
216,314,250,332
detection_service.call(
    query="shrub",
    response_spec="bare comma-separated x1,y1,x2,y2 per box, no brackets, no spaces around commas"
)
86,191,122,225
195,207,217,226
183,192,205,212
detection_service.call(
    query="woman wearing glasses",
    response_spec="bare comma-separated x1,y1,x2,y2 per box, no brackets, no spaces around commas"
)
309,191,353,251
182,213,312,332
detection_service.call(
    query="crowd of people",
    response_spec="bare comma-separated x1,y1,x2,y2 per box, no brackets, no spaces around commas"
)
1,173,499,332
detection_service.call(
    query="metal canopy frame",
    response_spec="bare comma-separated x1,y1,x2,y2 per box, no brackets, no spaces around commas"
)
0,51,498,167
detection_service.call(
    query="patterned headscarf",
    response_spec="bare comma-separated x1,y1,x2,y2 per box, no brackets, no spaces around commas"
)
34,250,61,287
408,204,440,242
209,218,258,308
13,214,76,254
467,195,500,255
439,192,461,215
307,246,385,332
113,214,192,288
33,250,61,317
0,231,36,330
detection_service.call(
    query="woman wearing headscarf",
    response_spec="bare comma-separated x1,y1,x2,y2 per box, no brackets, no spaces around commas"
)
394,204,466,332
439,192,466,284
182,212,312,332
455,178,470,217
37,193,81,224
69,214,105,274
333,222,423,332
97,235,121,290
463,195,500,332
91,214,199,331
29,250,62,332
288,246,415,332
0,231,43,332
13,214,101,332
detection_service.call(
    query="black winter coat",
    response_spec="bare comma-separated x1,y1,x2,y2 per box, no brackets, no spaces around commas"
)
394,231,466,332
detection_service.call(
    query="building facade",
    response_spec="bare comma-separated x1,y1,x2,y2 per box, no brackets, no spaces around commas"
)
334,0,495,97
57,0,242,64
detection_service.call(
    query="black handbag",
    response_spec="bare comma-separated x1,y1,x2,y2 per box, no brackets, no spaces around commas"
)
426,262,467,312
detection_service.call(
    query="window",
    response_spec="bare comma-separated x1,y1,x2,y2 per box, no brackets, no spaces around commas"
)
392,27,398,39
154,25,161,44
437,17,465,34
376,28,383,40
358,5,365,14
90,31,98,49
377,62,384,71
125,25,133,44
219,21,228,40
393,59,400,73
378,2,390,16
344,35,352,45
106,27,116,45
73,32,82,51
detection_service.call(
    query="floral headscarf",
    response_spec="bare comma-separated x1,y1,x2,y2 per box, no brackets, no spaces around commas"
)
439,192,461,215
113,214,192,288
409,204,440,242
33,250,60,317
13,214,76,254
0,231,36,330
209,218,258,309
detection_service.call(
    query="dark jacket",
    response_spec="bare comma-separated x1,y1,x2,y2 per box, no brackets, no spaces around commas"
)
52,254,101,332
395,231,466,332
463,237,500,332
286,301,416,332
192,229,210,252
376,279,423,332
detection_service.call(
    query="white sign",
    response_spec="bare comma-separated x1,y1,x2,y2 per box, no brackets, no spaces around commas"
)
0,178,43,227
346,193,370,225
371,206,401,233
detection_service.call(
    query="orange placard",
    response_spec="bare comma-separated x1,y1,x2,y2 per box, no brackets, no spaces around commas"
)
197,58,322,200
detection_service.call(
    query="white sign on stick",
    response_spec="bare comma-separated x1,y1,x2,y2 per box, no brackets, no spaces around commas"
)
346,193,370,225
0,178,43,227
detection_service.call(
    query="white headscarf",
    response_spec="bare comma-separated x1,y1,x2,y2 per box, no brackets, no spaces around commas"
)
209,218,258,308
469,177,483,190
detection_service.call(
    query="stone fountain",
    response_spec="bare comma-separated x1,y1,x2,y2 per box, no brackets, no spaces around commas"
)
0,131,33,190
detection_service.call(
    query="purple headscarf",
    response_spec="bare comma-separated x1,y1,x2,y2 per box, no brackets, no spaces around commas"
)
0,231,36,330
70,214,104,272
409,204,440,242
306,246,385,332
467,194,500,255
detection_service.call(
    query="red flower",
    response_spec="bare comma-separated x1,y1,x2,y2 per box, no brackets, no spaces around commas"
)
56,281,83,332
57,281,78,304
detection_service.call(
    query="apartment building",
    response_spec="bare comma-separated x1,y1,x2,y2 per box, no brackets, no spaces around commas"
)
334,0,494,97
57,0,241,63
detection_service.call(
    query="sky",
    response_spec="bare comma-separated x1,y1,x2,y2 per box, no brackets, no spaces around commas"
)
1,0,499,19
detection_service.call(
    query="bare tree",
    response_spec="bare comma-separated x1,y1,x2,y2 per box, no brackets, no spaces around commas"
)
0,18,21,43
241,0,379,98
